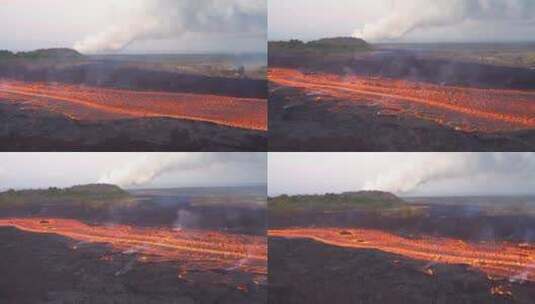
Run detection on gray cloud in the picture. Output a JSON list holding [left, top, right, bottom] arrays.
[[74, 0, 266, 53], [0, 153, 266, 190], [353, 0, 535, 41], [268, 153, 535, 196], [98, 152, 267, 187], [363, 153, 535, 193], [269, 0, 535, 43]]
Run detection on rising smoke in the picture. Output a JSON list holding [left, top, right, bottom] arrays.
[[173, 209, 200, 230], [363, 153, 535, 194], [74, 0, 266, 53], [353, 0, 535, 41], [98, 153, 266, 187]]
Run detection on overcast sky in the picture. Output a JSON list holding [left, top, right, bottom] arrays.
[[0, 0, 266, 54], [269, 153, 535, 197], [269, 0, 535, 42], [0, 153, 267, 190]]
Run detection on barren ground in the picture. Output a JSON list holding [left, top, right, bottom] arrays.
[[268, 46, 535, 151]]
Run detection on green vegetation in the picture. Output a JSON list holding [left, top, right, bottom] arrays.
[[269, 37, 373, 53], [0, 184, 134, 208], [0, 50, 16, 59], [268, 191, 426, 218], [269, 191, 404, 211], [0, 48, 83, 61]]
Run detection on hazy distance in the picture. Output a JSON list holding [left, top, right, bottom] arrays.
[[0, 153, 267, 190], [0, 0, 266, 54], [269, 0, 535, 43], [268, 153, 535, 197]]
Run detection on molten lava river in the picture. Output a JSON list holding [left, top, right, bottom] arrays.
[[269, 228, 535, 282], [0, 218, 267, 275], [269, 68, 535, 133], [0, 80, 267, 131]]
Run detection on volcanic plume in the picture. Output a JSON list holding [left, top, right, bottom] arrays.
[[353, 0, 535, 41], [362, 153, 535, 194], [97, 152, 267, 187], [74, 0, 267, 53]]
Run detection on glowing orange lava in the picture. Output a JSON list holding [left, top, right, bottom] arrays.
[[0, 79, 267, 131], [269, 228, 535, 282], [269, 68, 535, 133], [0, 218, 267, 275]]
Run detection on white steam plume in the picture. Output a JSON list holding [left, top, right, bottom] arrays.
[[74, 0, 266, 53], [353, 0, 535, 41], [363, 153, 535, 193], [98, 152, 265, 187]]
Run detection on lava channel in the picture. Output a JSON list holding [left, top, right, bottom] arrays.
[[0, 79, 267, 131], [269, 228, 535, 282], [0, 218, 267, 275], [269, 68, 535, 133]]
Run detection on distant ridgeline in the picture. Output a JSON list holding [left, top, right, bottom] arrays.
[[269, 37, 372, 53], [0, 184, 132, 207], [269, 190, 407, 212], [0, 48, 84, 60]]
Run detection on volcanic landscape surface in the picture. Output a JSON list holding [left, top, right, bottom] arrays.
[[0, 80, 266, 130], [0, 186, 267, 304], [0, 52, 267, 151], [268, 194, 535, 304], [269, 42, 535, 151]]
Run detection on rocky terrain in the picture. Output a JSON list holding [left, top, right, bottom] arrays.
[[269, 86, 535, 151], [0, 185, 267, 235], [0, 185, 267, 304], [0, 102, 266, 152], [269, 193, 535, 243], [0, 228, 266, 304], [268, 41, 535, 151], [0, 49, 267, 151], [269, 237, 534, 304], [268, 194, 535, 303]]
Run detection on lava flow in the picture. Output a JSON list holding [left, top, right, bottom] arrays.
[[269, 68, 535, 133], [0, 218, 267, 275], [0, 79, 267, 131], [269, 228, 535, 282]]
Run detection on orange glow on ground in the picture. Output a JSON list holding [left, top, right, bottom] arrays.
[[0, 80, 267, 131], [269, 228, 535, 282], [0, 218, 267, 275], [269, 68, 535, 133]]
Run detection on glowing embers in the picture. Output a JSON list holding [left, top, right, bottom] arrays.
[[268, 228, 535, 282], [269, 68, 535, 133], [0, 218, 267, 275], [490, 284, 513, 298], [0, 80, 267, 131]]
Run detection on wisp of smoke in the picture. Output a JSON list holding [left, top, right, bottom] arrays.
[[353, 0, 535, 41], [98, 153, 265, 187], [74, 0, 266, 53], [363, 153, 535, 193], [173, 209, 200, 230]]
